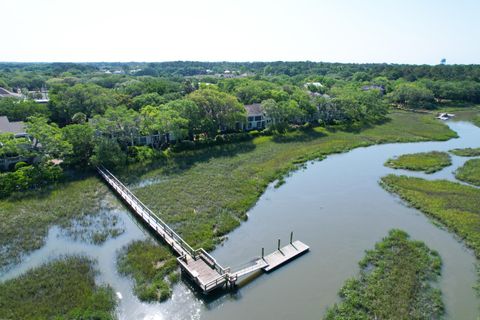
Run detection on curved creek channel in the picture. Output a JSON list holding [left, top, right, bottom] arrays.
[[1, 120, 479, 320]]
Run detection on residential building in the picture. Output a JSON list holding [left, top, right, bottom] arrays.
[[361, 85, 386, 94], [0, 87, 23, 99], [243, 103, 271, 130], [28, 87, 49, 104], [0, 116, 33, 170], [0, 116, 27, 136]]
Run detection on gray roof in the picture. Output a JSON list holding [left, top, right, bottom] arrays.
[[0, 116, 26, 135], [244, 103, 264, 116], [0, 87, 23, 98]]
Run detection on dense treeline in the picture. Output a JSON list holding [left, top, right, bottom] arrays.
[[0, 62, 479, 195]]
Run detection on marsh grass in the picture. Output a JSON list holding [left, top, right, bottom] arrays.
[[455, 159, 480, 186], [325, 229, 443, 320], [0, 177, 125, 270], [384, 151, 452, 174], [474, 115, 480, 128], [117, 239, 178, 302], [450, 148, 480, 157], [112, 111, 456, 298], [381, 175, 480, 257], [0, 256, 116, 320], [0, 111, 457, 304]]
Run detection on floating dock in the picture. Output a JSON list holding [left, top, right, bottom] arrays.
[[98, 166, 310, 293], [263, 240, 310, 272]]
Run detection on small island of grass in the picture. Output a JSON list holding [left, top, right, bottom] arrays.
[[117, 239, 178, 302], [381, 175, 480, 257], [455, 159, 480, 186], [450, 148, 480, 157], [0, 256, 116, 320], [384, 151, 451, 173], [324, 229, 443, 320]]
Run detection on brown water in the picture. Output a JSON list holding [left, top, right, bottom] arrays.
[[2, 120, 479, 320]]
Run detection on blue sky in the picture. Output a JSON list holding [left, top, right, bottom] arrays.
[[2, 0, 479, 64]]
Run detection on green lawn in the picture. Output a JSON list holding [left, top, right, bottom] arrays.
[[381, 175, 480, 257], [0, 256, 116, 320], [455, 159, 480, 186], [384, 151, 452, 173], [324, 229, 443, 320], [113, 111, 456, 298], [450, 148, 480, 157]]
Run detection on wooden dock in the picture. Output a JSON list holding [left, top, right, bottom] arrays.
[[97, 166, 309, 293], [263, 240, 309, 272]]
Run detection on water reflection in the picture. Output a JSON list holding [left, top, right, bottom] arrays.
[[1, 120, 479, 320]]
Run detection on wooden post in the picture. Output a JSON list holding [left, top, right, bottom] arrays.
[[262, 247, 264, 259], [278, 239, 281, 251], [290, 231, 293, 244]]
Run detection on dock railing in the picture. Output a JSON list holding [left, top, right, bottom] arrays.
[[97, 166, 229, 276], [98, 166, 196, 257]]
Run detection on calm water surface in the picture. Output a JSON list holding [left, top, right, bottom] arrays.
[[2, 120, 479, 320]]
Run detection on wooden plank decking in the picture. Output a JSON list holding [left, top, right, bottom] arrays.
[[97, 166, 310, 294], [263, 240, 310, 272]]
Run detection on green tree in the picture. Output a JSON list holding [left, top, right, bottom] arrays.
[[91, 106, 140, 147], [62, 124, 94, 166], [50, 83, 118, 125], [139, 104, 188, 146], [26, 116, 72, 160], [188, 88, 246, 136], [262, 99, 302, 132], [388, 82, 435, 109], [165, 99, 202, 139], [89, 138, 126, 168]]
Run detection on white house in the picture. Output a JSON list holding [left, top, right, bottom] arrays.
[[243, 104, 271, 131]]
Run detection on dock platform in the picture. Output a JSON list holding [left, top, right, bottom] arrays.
[[263, 240, 309, 272], [97, 166, 310, 294]]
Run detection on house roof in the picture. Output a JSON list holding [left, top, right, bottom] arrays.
[[0, 116, 26, 135], [362, 85, 385, 92], [244, 103, 264, 116], [0, 87, 23, 98]]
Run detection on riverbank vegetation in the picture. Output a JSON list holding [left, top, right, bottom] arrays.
[[0, 256, 116, 320], [380, 175, 480, 257], [384, 151, 452, 173], [1, 61, 477, 308], [455, 159, 480, 186], [0, 176, 124, 271], [117, 239, 177, 302], [450, 147, 480, 157], [112, 111, 456, 295], [474, 115, 480, 127], [324, 229, 443, 320]]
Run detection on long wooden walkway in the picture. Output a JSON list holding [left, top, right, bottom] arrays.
[[97, 166, 309, 293]]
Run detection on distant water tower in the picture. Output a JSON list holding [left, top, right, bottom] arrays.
[[440, 58, 447, 65]]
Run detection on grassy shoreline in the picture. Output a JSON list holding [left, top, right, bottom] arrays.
[[380, 175, 480, 257], [0, 176, 125, 271], [0, 256, 116, 320], [455, 159, 480, 187], [0, 110, 461, 307], [115, 110, 457, 299], [325, 229, 443, 319], [450, 148, 480, 157], [385, 151, 452, 173]]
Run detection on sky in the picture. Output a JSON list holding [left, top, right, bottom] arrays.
[[1, 0, 479, 64]]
